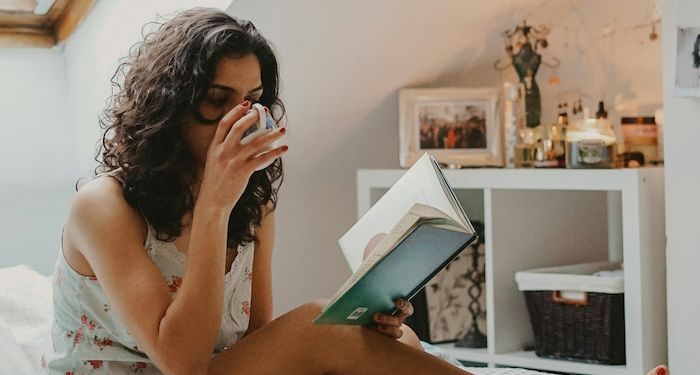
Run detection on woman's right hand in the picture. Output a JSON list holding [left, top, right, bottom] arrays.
[[197, 100, 287, 213]]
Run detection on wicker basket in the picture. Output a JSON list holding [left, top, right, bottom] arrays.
[[515, 262, 626, 365]]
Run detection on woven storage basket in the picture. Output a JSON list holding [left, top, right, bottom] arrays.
[[515, 262, 625, 365]]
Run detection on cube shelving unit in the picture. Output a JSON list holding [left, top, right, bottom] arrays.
[[356, 167, 666, 375]]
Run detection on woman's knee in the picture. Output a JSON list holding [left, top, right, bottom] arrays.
[[286, 299, 328, 323], [398, 324, 423, 351]]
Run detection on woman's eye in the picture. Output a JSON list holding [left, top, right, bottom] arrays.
[[207, 95, 229, 106]]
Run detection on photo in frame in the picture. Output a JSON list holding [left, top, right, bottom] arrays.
[[399, 88, 503, 168], [675, 26, 700, 97]]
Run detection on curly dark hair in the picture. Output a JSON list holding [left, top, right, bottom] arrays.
[[93, 8, 284, 250]]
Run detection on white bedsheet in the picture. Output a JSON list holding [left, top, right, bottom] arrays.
[[0, 265, 550, 375], [0, 265, 53, 374]]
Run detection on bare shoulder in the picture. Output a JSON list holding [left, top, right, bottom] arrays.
[[63, 175, 148, 276]]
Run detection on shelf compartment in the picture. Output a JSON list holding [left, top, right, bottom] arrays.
[[489, 189, 611, 355]]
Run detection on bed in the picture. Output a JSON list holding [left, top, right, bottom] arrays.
[[0, 265, 550, 375]]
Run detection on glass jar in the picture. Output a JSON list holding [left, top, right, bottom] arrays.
[[621, 116, 657, 165], [565, 119, 617, 169]]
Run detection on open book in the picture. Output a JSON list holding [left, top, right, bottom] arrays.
[[313, 153, 477, 325]]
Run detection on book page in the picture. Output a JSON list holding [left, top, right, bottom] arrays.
[[431, 156, 474, 231], [339, 153, 470, 272], [324, 203, 458, 311]]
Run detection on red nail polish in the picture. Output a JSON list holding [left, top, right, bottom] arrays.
[[280, 127, 286, 134], [241, 100, 250, 107], [282, 145, 289, 151], [657, 367, 665, 375]]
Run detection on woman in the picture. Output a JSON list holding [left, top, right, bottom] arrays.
[[43, 8, 471, 375]]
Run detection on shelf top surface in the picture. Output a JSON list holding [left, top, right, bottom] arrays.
[[357, 167, 663, 191]]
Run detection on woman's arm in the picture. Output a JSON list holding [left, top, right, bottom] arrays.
[[69, 178, 229, 375], [243, 204, 276, 337]]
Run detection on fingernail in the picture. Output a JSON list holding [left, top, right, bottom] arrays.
[[657, 367, 665, 375], [241, 100, 250, 107], [280, 127, 286, 134], [398, 300, 406, 308], [282, 145, 289, 151]]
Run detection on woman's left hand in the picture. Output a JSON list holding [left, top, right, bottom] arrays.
[[372, 299, 414, 339]]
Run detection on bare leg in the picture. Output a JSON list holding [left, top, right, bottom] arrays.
[[397, 323, 423, 351], [208, 300, 471, 375]]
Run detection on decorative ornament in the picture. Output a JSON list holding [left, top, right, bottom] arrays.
[[494, 20, 560, 128]]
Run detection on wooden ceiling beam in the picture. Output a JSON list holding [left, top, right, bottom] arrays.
[[0, 25, 54, 47], [54, 0, 92, 42], [0, 0, 37, 13], [0, 0, 93, 47]]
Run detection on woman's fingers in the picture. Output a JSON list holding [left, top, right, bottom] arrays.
[[373, 299, 413, 328], [225, 109, 261, 146], [248, 144, 288, 171], [244, 127, 287, 158], [374, 312, 402, 327], [375, 324, 404, 339], [213, 101, 251, 144], [394, 299, 414, 319]]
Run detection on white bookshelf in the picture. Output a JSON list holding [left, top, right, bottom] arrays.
[[356, 167, 666, 375]]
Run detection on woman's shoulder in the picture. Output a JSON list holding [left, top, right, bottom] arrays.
[[67, 174, 148, 250], [62, 174, 149, 278]]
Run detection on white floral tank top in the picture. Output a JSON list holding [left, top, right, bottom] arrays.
[[41, 171, 254, 374]]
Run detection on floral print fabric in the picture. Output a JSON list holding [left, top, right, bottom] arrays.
[[42, 214, 254, 374]]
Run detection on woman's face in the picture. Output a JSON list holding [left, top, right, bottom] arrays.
[[182, 53, 264, 168]]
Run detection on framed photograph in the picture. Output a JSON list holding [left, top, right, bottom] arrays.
[[399, 87, 502, 168], [675, 26, 700, 97]]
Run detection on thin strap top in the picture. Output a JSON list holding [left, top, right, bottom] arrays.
[[42, 169, 255, 374]]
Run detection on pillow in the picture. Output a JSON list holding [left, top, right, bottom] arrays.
[[0, 265, 54, 373]]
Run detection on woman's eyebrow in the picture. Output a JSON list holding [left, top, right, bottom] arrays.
[[211, 83, 264, 95]]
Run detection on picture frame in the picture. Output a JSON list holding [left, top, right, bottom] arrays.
[[399, 87, 503, 168], [674, 26, 700, 97]]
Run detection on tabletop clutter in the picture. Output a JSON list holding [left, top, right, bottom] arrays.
[[495, 20, 663, 170], [505, 95, 664, 169]]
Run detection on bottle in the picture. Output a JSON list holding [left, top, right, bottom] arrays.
[[557, 103, 569, 126], [596, 101, 608, 119]]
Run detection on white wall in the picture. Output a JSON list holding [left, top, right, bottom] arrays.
[[661, 0, 700, 371], [227, 0, 662, 316], [0, 1, 233, 274], [0, 49, 78, 273], [63, 0, 233, 175], [0, 0, 666, 323]]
